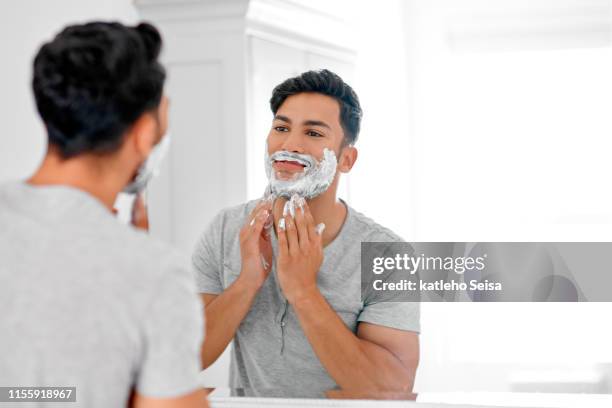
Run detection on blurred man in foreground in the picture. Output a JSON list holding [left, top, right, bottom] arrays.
[[0, 21, 207, 408]]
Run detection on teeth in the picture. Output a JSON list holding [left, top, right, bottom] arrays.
[[277, 160, 305, 166]]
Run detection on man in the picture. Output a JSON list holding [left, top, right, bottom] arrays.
[[193, 69, 420, 397], [0, 22, 207, 407]]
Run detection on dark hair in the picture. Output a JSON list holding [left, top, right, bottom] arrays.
[[32, 21, 166, 158], [270, 69, 362, 145]]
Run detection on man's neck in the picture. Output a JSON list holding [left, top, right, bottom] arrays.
[[297, 184, 348, 247], [27, 151, 123, 211]]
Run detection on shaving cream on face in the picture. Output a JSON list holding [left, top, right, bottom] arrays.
[[264, 147, 338, 199], [123, 133, 171, 194]]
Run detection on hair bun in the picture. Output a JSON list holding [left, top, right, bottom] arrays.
[[135, 22, 162, 61]]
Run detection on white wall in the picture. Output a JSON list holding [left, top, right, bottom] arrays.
[[350, 0, 416, 238], [0, 0, 139, 183], [368, 0, 612, 394]]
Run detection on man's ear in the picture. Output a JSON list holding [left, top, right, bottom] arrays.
[[338, 145, 358, 173], [129, 113, 158, 158]]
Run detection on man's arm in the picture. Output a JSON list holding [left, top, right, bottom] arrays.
[[292, 291, 419, 391], [133, 254, 210, 407], [132, 389, 209, 408], [276, 200, 419, 391], [199, 276, 259, 368], [197, 200, 273, 369]]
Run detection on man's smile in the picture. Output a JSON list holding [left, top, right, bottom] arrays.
[[265, 148, 337, 199], [273, 160, 307, 173]]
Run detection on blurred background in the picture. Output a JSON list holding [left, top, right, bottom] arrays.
[[2, 0, 612, 399]]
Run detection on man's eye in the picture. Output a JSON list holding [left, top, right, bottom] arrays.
[[307, 130, 323, 137], [274, 126, 289, 132]]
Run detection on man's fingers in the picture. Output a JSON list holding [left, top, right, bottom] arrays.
[[293, 197, 310, 252], [246, 202, 264, 227], [260, 253, 270, 271], [247, 198, 273, 227], [301, 200, 318, 244], [243, 208, 270, 247], [284, 212, 300, 257], [131, 193, 149, 231], [253, 209, 270, 233], [277, 217, 288, 255], [315, 222, 326, 238]]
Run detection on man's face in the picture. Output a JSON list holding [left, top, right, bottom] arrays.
[[121, 95, 170, 194], [267, 92, 345, 182], [264, 92, 355, 199]]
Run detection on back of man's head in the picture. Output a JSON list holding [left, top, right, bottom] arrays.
[[32, 21, 166, 159]]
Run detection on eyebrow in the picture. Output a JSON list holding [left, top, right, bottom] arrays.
[[274, 115, 292, 124], [303, 120, 331, 130], [273, 115, 331, 130]]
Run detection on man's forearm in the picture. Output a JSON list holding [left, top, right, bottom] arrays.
[[291, 289, 415, 391], [201, 277, 260, 368]]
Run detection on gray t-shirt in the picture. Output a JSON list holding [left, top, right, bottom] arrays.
[[0, 182, 204, 407], [192, 199, 419, 397]]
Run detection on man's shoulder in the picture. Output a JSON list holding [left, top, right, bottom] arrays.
[[218, 199, 259, 221], [347, 205, 405, 243], [121, 225, 182, 259], [0, 180, 189, 294], [104, 226, 196, 305], [192, 199, 260, 274], [93, 216, 188, 282], [193, 199, 259, 259], [206, 199, 259, 234]]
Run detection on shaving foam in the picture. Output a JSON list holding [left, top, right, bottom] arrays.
[[264, 147, 337, 199]]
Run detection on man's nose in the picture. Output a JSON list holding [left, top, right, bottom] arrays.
[[280, 131, 305, 154]]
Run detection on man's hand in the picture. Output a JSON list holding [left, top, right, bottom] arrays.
[[112, 193, 149, 231], [275, 195, 324, 304], [238, 199, 274, 289], [131, 193, 149, 230]]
